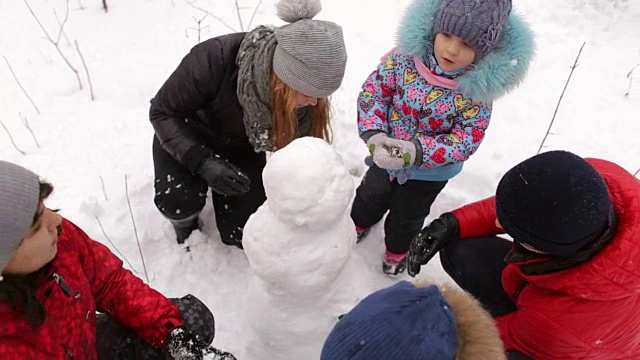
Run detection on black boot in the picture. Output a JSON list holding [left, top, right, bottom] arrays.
[[169, 213, 200, 244]]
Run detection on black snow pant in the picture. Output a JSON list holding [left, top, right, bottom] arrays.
[[95, 294, 214, 359], [441, 237, 536, 360], [351, 164, 447, 254], [153, 136, 267, 246], [439, 236, 517, 318]]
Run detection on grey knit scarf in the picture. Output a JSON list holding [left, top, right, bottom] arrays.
[[236, 25, 278, 152]]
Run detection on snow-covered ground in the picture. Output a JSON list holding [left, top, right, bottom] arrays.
[[1, 0, 639, 358]]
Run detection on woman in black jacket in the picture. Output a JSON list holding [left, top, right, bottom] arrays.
[[149, 0, 347, 247]]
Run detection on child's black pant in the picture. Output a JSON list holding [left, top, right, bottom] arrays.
[[351, 164, 447, 254], [152, 136, 267, 245], [95, 294, 214, 359], [440, 236, 517, 317]]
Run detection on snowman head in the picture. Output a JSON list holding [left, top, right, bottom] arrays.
[[263, 137, 354, 229]]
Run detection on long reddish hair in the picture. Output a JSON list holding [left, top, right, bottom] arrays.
[[270, 73, 332, 150]]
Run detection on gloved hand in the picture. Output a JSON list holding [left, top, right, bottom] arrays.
[[366, 133, 417, 170], [407, 212, 460, 277], [167, 327, 238, 360], [196, 156, 251, 196]]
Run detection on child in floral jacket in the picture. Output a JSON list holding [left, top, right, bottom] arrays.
[[352, 0, 535, 275]]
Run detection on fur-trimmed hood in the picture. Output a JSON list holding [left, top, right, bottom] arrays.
[[396, 0, 535, 103], [416, 281, 506, 360]]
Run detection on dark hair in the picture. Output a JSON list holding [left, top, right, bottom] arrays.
[[0, 180, 54, 327]]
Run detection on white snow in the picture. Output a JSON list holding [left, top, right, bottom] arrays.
[[1, 0, 639, 359]]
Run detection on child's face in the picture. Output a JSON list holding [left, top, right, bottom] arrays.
[[2, 203, 62, 275], [433, 32, 476, 72]]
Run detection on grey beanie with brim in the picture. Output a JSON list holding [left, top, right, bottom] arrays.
[[273, 0, 347, 97], [0, 160, 40, 272]]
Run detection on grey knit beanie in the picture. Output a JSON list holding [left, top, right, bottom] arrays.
[[0, 161, 40, 272], [273, 0, 347, 98], [433, 0, 512, 59]]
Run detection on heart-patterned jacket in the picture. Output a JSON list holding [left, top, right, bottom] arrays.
[[358, 0, 535, 181]]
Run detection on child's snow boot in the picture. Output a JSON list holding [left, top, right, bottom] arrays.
[[169, 213, 200, 245], [356, 225, 370, 244], [382, 250, 407, 276]]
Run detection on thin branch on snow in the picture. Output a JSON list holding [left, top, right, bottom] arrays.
[[634, 167, 639, 177], [75, 40, 95, 100], [77, 0, 84, 10], [247, 0, 263, 30], [188, 1, 238, 33], [99, 175, 109, 201], [102, 0, 108, 13], [537, 42, 586, 155], [19, 112, 41, 148], [0, 118, 26, 155], [234, 0, 245, 31], [53, 7, 71, 46], [23, 0, 83, 90], [625, 63, 639, 97], [3, 56, 40, 115], [95, 215, 141, 274], [125, 174, 150, 283], [185, 13, 210, 43]]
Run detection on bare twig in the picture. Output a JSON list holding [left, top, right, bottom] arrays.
[[234, 0, 245, 31], [634, 167, 639, 177], [188, 1, 237, 33], [77, 0, 84, 10], [99, 175, 109, 201], [537, 42, 586, 155], [3, 56, 40, 115], [19, 112, 41, 148], [124, 174, 150, 283], [95, 215, 140, 274], [23, 0, 83, 90], [185, 14, 209, 43], [74, 40, 95, 100], [102, 0, 108, 12], [625, 63, 639, 97], [247, 0, 262, 30], [0, 118, 26, 155], [53, 7, 71, 46]]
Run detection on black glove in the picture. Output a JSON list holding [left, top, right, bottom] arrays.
[[407, 212, 460, 277], [196, 156, 251, 196], [167, 328, 237, 360]]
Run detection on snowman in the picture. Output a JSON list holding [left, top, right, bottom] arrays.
[[241, 137, 379, 360]]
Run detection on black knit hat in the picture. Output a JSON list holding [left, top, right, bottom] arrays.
[[496, 151, 612, 257]]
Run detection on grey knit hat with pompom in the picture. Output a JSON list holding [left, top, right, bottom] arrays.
[[273, 0, 347, 97]]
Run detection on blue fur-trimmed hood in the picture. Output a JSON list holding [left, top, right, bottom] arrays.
[[396, 0, 535, 103]]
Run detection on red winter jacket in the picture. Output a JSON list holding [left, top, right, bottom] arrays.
[[452, 159, 640, 359], [0, 219, 183, 359]]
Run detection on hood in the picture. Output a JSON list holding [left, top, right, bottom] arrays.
[[523, 159, 640, 301], [396, 0, 535, 103], [416, 282, 506, 360]]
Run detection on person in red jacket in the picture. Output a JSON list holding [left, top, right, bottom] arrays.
[[407, 150, 640, 360], [0, 160, 236, 359]]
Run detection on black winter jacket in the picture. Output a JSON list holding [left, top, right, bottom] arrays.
[[150, 32, 252, 173], [150, 32, 311, 173]]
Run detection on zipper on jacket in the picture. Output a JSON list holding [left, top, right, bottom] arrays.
[[52, 272, 72, 297]]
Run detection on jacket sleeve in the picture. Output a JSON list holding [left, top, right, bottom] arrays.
[[451, 196, 505, 239], [66, 220, 183, 348], [357, 51, 398, 137], [415, 100, 492, 169], [149, 38, 226, 173]]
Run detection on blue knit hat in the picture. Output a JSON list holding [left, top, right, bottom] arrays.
[[433, 0, 512, 59], [321, 281, 458, 360], [496, 151, 613, 257]]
